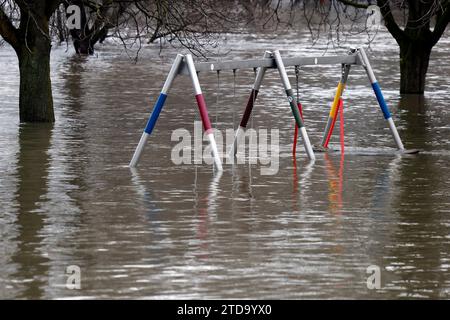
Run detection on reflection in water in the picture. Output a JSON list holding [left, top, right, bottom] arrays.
[[11, 124, 53, 298], [196, 168, 223, 259], [324, 153, 344, 215], [292, 156, 315, 212], [130, 167, 163, 241], [388, 150, 447, 297], [397, 94, 429, 150], [292, 157, 299, 211], [206, 170, 223, 215], [130, 168, 160, 214], [0, 30, 450, 299], [61, 55, 89, 111], [323, 99, 344, 214], [231, 162, 254, 212], [372, 154, 402, 214]]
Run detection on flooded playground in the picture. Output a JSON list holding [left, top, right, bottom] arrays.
[[1, 30, 450, 299]]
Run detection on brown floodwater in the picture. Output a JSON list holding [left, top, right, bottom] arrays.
[[0, 30, 449, 299]]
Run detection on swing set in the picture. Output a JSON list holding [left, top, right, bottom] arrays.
[[129, 47, 416, 171]]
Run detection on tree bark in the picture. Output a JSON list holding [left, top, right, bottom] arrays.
[[71, 33, 95, 54], [17, 20, 55, 122], [399, 40, 432, 94], [2, 2, 57, 122]]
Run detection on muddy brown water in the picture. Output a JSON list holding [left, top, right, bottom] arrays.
[[1, 30, 449, 299]]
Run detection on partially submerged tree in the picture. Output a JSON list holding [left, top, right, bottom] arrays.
[[50, 0, 236, 55], [63, 0, 115, 54], [0, 0, 236, 122], [286, 0, 450, 94], [0, 1, 60, 122]]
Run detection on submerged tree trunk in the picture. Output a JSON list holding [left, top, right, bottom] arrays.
[[71, 26, 108, 55], [15, 9, 55, 122], [71, 33, 95, 55], [374, 0, 449, 95], [18, 43, 55, 122], [1, 1, 61, 122], [399, 41, 432, 94]]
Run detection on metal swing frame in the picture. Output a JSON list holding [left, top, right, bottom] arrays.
[[129, 47, 404, 170]]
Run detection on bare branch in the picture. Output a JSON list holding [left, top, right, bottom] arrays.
[[46, 0, 64, 18], [337, 0, 369, 9], [0, 5, 19, 49], [431, 0, 450, 45], [377, 0, 406, 44]]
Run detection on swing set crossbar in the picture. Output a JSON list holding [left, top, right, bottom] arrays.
[[177, 54, 360, 75], [130, 47, 407, 171]]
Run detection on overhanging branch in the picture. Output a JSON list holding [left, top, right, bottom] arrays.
[[337, 0, 369, 9], [377, 0, 406, 43], [431, 0, 450, 46], [0, 6, 19, 50], [46, 0, 64, 18]]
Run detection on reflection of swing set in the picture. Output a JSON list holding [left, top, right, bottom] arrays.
[[130, 47, 415, 171]]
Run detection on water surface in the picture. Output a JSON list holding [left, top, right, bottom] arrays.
[[0, 30, 449, 299]]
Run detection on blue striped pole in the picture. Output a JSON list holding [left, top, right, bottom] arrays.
[[129, 54, 183, 167], [358, 48, 404, 150]]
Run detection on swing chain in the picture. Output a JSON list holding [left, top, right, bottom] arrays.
[[251, 67, 257, 130], [216, 70, 220, 128], [295, 65, 300, 103], [232, 69, 237, 129]]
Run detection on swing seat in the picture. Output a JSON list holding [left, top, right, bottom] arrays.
[[312, 145, 421, 155], [401, 149, 421, 154], [312, 145, 332, 153]]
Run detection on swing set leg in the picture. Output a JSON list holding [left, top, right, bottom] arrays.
[[130, 53, 223, 171], [273, 50, 315, 161], [321, 64, 350, 149], [339, 99, 345, 153], [323, 98, 344, 148], [230, 51, 271, 157], [185, 54, 223, 171], [130, 54, 184, 167], [358, 47, 404, 150]]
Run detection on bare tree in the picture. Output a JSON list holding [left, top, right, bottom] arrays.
[[265, 0, 450, 94], [0, 0, 61, 122], [0, 0, 238, 122]]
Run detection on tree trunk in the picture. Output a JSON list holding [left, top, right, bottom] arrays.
[[18, 35, 55, 122], [399, 41, 432, 95], [71, 26, 109, 54], [72, 35, 95, 55]]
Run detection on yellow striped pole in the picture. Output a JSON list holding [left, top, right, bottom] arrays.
[[321, 64, 351, 148]]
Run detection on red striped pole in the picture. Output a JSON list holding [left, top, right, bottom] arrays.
[[185, 54, 223, 171], [293, 102, 303, 156]]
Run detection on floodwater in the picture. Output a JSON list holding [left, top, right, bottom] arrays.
[[1, 29, 450, 299]]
